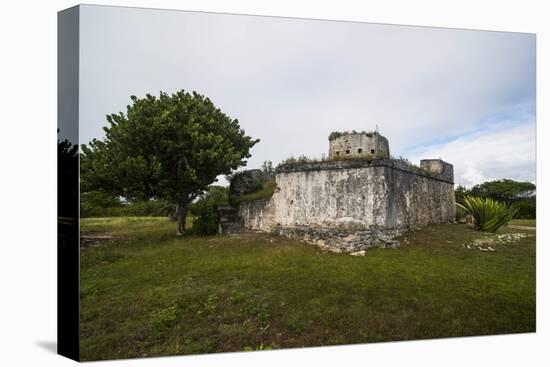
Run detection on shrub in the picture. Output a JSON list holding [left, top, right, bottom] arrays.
[[189, 186, 229, 235], [80, 195, 175, 218], [514, 199, 536, 219], [118, 200, 175, 217], [189, 204, 219, 235], [456, 196, 519, 232], [328, 130, 377, 141], [260, 160, 275, 176], [455, 185, 469, 205], [238, 179, 277, 202], [80, 191, 122, 217], [278, 155, 323, 166]]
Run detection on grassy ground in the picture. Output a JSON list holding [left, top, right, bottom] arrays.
[[509, 219, 536, 227], [80, 217, 536, 361]]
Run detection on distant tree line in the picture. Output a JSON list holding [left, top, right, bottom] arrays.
[[455, 179, 536, 219]]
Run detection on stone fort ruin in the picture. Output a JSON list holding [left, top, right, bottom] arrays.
[[218, 131, 455, 254]]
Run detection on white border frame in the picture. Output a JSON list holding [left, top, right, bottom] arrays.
[[0, 1, 547, 366]]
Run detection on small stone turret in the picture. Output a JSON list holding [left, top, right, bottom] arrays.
[[420, 159, 454, 183], [328, 131, 390, 159]]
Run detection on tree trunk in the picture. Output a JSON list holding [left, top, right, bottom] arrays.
[[169, 203, 179, 221], [176, 202, 188, 235]]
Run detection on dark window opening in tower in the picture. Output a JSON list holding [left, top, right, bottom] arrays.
[[336, 151, 340, 156], [371, 149, 375, 154], [358, 148, 363, 153], [346, 150, 350, 154]]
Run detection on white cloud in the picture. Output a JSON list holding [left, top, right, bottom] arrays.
[[77, 6, 536, 186], [407, 121, 536, 187]]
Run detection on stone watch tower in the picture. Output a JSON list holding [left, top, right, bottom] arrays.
[[328, 131, 390, 159]]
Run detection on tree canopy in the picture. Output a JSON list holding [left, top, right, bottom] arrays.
[[455, 179, 536, 219], [81, 90, 259, 233], [469, 179, 535, 203]]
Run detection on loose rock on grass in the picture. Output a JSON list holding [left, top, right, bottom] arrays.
[[462, 232, 533, 252]]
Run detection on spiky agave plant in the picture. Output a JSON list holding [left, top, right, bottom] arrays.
[[456, 196, 519, 232], [455, 205, 467, 222]]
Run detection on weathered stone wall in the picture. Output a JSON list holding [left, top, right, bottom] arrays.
[[216, 205, 243, 234], [239, 159, 455, 232], [238, 198, 275, 231], [328, 132, 390, 159], [420, 159, 454, 183]]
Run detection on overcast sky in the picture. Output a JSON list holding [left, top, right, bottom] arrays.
[[79, 5, 536, 187]]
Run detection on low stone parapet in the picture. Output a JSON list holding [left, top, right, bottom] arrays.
[[276, 158, 454, 184]]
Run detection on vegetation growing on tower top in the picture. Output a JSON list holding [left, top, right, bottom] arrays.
[[328, 130, 378, 141]]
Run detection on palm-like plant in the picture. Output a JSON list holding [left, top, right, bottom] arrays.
[[456, 196, 519, 232], [455, 205, 467, 222]]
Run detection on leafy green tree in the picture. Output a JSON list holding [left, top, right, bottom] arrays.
[[80, 191, 122, 217], [455, 180, 536, 219], [260, 160, 275, 176], [81, 90, 258, 234], [469, 179, 535, 203], [469, 179, 536, 219], [454, 184, 470, 204]]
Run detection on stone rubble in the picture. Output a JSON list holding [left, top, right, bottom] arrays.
[[462, 232, 533, 252], [271, 225, 402, 254]]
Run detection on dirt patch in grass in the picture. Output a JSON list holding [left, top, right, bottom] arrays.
[[80, 235, 118, 248]]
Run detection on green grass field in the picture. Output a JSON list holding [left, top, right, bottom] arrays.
[[80, 217, 536, 361], [509, 219, 536, 227]]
